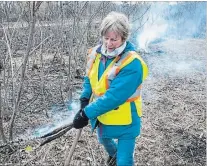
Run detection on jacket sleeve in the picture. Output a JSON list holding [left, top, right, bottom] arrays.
[[80, 76, 92, 100], [84, 59, 143, 119]]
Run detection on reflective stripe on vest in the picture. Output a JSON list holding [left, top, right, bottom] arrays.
[[106, 51, 144, 102], [86, 47, 148, 125], [86, 45, 100, 76]]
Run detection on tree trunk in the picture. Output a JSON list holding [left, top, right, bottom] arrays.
[[9, 1, 41, 141], [0, 70, 7, 143]]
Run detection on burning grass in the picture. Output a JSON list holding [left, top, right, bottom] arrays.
[[0, 39, 206, 166]]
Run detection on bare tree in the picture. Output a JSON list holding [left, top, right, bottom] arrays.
[[8, 1, 42, 141], [0, 62, 7, 144]]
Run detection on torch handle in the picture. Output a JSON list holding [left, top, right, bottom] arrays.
[[64, 93, 94, 165], [64, 128, 82, 166]]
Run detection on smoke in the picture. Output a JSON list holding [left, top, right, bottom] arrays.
[[16, 92, 82, 141], [17, 100, 80, 140], [32, 101, 80, 138], [138, 18, 168, 52], [137, 2, 206, 51]]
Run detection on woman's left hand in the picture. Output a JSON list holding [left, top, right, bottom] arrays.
[[73, 109, 89, 129]]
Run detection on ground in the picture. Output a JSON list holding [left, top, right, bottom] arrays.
[[0, 38, 206, 166]]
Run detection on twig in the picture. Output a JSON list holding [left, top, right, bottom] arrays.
[[29, 35, 53, 56], [131, 4, 151, 23], [21, 93, 40, 112]]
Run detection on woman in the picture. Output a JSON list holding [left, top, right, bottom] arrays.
[[73, 11, 148, 166]]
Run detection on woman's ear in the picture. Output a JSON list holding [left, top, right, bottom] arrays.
[[121, 37, 126, 43]]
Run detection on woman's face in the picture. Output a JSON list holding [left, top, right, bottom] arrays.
[[103, 31, 123, 53]]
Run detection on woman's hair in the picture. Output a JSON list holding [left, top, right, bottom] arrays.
[[100, 11, 130, 42]]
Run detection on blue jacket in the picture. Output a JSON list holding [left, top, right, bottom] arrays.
[[81, 41, 143, 139]]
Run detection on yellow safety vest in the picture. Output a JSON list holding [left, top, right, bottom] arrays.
[[86, 46, 148, 125]]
